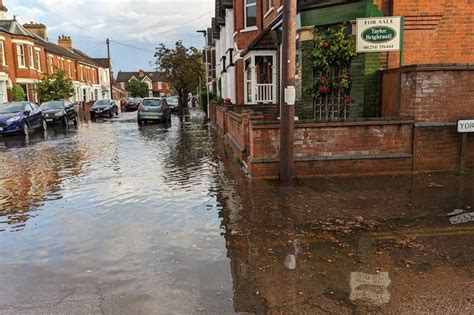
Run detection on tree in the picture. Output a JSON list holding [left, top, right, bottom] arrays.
[[12, 84, 25, 101], [154, 41, 204, 114], [127, 79, 149, 98], [36, 70, 75, 103]]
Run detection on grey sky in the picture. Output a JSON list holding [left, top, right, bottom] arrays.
[[6, 0, 214, 74]]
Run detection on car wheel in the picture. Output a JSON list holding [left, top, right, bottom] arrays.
[[22, 122, 29, 136], [63, 116, 69, 126], [109, 110, 114, 118], [73, 114, 78, 126], [40, 119, 47, 131], [90, 113, 95, 120]]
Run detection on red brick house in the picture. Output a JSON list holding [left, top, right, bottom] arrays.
[[207, 0, 473, 178], [0, 0, 110, 103], [116, 70, 170, 97]]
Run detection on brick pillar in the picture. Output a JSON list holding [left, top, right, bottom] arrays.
[[242, 111, 250, 157]]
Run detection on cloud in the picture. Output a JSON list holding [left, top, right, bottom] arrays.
[[4, 0, 213, 71]]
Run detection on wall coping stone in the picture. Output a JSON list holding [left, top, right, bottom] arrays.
[[226, 110, 243, 121], [249, 153, 413, 164], [383, 64, 474, 74], [250, 116, 414, 129]]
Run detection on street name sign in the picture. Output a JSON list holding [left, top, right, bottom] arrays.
[[356, 17, 402, 53], [457, 119, 474, 133]]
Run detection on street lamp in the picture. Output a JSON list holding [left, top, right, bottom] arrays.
[[197, 30, 210, 118]]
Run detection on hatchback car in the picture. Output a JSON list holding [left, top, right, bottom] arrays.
[[137, 98, 170, 124], [125, 97, 141, 111], [166, 96, 178, 112], [90, 99, 119, 119], [0, 101, 47, 136], [41, 100, 78, 126]]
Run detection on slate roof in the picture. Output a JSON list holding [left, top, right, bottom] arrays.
[[116, 71, 166, 83], [93, 58, 111, 69], [0, 19, 33, 36], [0, 19, 110, 69]]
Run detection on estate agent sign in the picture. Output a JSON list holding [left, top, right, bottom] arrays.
[[356, 17, 402, 53]]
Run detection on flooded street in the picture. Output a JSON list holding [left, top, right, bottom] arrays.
[[0, 111, 473, 314]]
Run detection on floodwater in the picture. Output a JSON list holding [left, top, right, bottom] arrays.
[[0, 111, 473, 314]]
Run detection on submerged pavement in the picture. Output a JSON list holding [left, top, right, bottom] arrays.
[[0, 111, 472, 314]]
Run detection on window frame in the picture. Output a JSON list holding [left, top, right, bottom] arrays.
[[28, 46, 35, 69], [244, 0, 257, 29], [17, 44, 26, 68], [0, 41, 6, 67], [35, 50, 41, 72]]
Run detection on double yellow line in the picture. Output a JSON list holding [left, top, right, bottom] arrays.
[[373, 226, 474, 240]]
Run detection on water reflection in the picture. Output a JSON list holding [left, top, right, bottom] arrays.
[[216, 163, 474, 313], [0, 123, 109, 232], [0, 111, 472, 313]]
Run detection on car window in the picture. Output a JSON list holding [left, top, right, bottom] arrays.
[[41, 101, 64, 110], [25, 103, 34, 112]]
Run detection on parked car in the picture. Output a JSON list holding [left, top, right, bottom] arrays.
[[125, 97, 141, 111], [90, 99, 119, 119], [137, 98, 170, 124], [166, 96, 178, 112], [40, 100, 78, 126], [0, 101, 47, 136]]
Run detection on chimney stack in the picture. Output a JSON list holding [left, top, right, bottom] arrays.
[[58, 35, 73, 50], [23, 22, 48, 40], [138, 69, 145, 78], [0, 0, 8, 20]]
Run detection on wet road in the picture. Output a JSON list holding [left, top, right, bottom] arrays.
[[0, 111, 473, 314]]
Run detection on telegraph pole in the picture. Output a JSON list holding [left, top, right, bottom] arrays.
[[279, 0, 297, 183], [197, 30, 210, 117], [106, 38, 113, 102]]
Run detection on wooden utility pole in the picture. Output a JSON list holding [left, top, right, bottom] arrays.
[[279, 0, 297, 183], [106, 38, 113, 101]]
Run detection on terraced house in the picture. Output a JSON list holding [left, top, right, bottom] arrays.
[[207, 0, 473, 178], [0, 0, 111, 104], [210, 0, 473, 116], [116, 69, 170, 97]]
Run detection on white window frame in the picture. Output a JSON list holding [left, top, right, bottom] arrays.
[[80, 65, 84, 81], [0, 81, 6, 103], [244, 0, 257, 29], [17, 44, 26, 68], [0, 41, 6, 66], [265, 0, 274, 18], [28, 46, 35, 69], [48, 55, 54, 73], [35, 50, 41, 72], [68, 60, 72, 78]]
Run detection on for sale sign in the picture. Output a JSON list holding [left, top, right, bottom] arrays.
[[356, 17, 402, 53]]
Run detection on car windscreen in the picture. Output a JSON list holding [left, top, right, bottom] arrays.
[[0, 103, 24, 114], [94, 100, 110, 106], [41, 101, 63, 110], [142, 99, 162, 106], [166, 98, 178, 104]]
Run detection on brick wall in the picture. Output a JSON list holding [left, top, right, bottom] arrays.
[[248, 118, 414, 178], [225, 110, 246, 159], [385, 0, 474, 68], [400, 66, 474, 122]]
